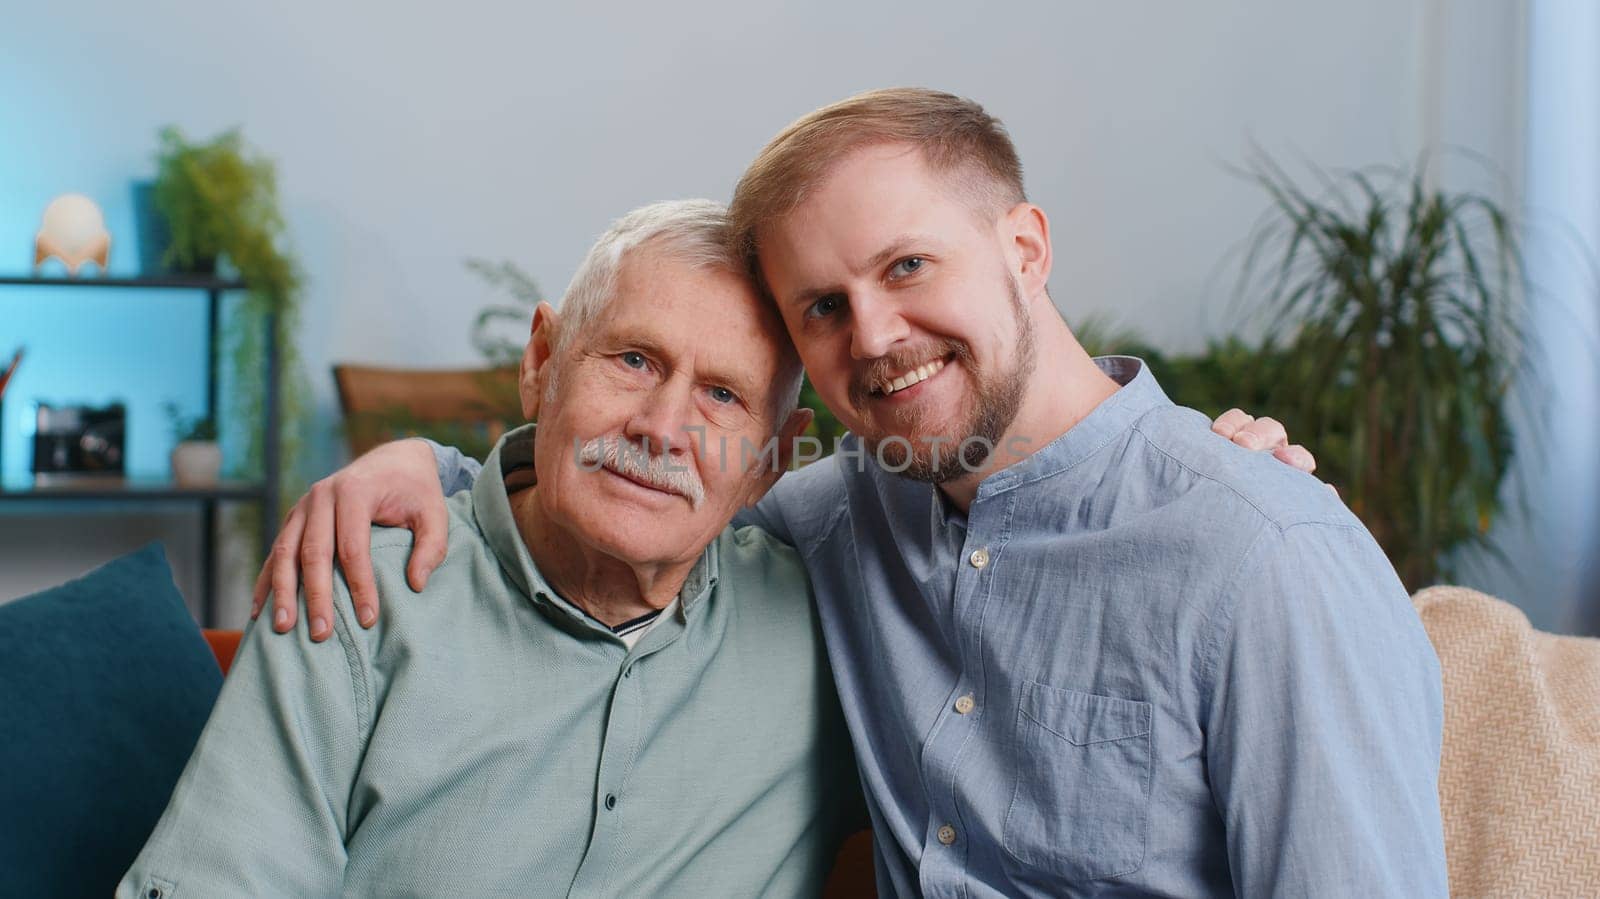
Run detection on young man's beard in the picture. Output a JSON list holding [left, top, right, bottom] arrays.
[[864, 276, 1037, 483]]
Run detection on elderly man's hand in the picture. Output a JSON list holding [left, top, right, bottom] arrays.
[[1210, 408, 1317, 472], [250, 438, 448, 642]]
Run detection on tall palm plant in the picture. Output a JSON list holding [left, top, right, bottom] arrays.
[[1238, 156, 1529, 589]]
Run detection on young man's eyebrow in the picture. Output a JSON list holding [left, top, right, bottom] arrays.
[[783, 234, 940, 307], [861, 234, 932, 274]]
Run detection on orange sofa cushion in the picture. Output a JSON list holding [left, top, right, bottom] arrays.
[[201, 629, 242, 676]]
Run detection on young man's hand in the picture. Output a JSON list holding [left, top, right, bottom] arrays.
[[250, 439, 448, 642]]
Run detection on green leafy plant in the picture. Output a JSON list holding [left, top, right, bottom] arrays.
[[345, 408, 511, 464], [163, 401, 218, 443], [1077, 319, 1282, 421], [1233, 156, 1528, 588], [1088, 159, 1530, 589], [466, 258, 543, 367], [1076, 154, 1536, 590], [153, 127, 309, 541], [798, 376, 846, 450]]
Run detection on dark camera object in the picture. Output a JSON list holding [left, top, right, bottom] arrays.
[[32, 402, 126, 477]]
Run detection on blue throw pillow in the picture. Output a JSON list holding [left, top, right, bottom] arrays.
[[0, 544, 223, 898]]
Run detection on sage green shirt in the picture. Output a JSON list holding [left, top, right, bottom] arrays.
[[118, 426, 862, 898]]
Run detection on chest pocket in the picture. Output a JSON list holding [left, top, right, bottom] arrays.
[[1002, 681, 1153, 882]]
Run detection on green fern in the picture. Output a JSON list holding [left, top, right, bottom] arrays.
[[153, 127, 310, 555]]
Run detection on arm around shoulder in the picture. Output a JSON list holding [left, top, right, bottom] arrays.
[[425, 438, 483, 497], [733, 454, 852, 549]]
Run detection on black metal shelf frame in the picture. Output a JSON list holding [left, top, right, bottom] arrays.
[[0, 275, 279, 626]]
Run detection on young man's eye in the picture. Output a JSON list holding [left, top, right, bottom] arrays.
[[621, 351, 648, 369], [807, 294, 844, 320], [889, 256, 926, 279], [709, 386, 738, 405]]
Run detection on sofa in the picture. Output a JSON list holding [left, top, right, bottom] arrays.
[[1412, 586, 1600, 895], [4, 548, 1597, 897]]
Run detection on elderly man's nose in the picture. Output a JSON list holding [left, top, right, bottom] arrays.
[[849, 293, 910, 360], [625, 386, 693, 454]]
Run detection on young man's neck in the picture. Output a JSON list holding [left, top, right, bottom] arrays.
[[509, 488, 691, 627], [938, 315, 1120, 511]]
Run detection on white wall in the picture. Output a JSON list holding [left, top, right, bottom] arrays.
[[2, 0, 1556, 626]]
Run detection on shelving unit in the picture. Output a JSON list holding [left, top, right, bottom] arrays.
[[0, 274, 279, 626]]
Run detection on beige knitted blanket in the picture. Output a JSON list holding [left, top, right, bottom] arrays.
[[1413, 586, 1600, 897]]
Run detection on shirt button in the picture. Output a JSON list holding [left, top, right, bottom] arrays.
[[968, 547, 990, 569], [954, 694, 975, 715], [937, 824, 957, 845], [605, 793, 618, 810]]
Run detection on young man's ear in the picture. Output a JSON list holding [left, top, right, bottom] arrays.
[[519, 303, 560, 421], [745, 406, 814, 505], [1003, 202, 1053, 303]]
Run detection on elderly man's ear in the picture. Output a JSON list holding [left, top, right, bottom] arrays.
[[744, 406, 814, 506], [519, 303, 560, 421]]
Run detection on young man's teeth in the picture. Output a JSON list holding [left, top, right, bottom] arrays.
[[882, 358, 946, 395]]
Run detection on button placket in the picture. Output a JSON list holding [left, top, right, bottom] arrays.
[[139, 877, 176, 899], [571, 654, 642, 893], [916, 497, 1012, 894], [934, 497, 1014, 888]]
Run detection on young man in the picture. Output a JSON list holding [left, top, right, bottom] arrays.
[[262, 91, 1445, 896]]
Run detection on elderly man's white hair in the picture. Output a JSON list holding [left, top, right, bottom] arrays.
[[554, 199, 804, 424]]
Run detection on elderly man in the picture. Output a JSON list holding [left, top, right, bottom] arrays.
[[117, 201, 861, 898], [269, 89, 1448, 898]]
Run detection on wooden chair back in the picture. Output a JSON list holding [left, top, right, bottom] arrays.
[[332, 364, 522, 459]]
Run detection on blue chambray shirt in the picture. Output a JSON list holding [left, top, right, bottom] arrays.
[[433, 357, 1448, 897]]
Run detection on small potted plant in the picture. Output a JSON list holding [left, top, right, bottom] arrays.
[[165, 402, 222, 487]]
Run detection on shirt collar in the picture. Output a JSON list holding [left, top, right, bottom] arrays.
[[471, 423, 721, 625], [971, 355, 1170, 503]]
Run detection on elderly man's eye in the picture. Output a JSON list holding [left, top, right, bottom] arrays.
[[709, 386, 738, 405], [621, 351, 647, 369], [889, 256, 926, 279], [807, 294, 844, 320]]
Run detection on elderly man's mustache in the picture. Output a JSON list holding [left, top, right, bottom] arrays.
[[578, 436, 707, 509]]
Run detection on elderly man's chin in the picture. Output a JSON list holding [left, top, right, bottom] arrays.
[[576, 472, 720, 556], [571, 504, 710, 567]]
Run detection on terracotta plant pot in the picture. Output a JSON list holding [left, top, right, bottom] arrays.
[[170, 440, 222, 487]]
